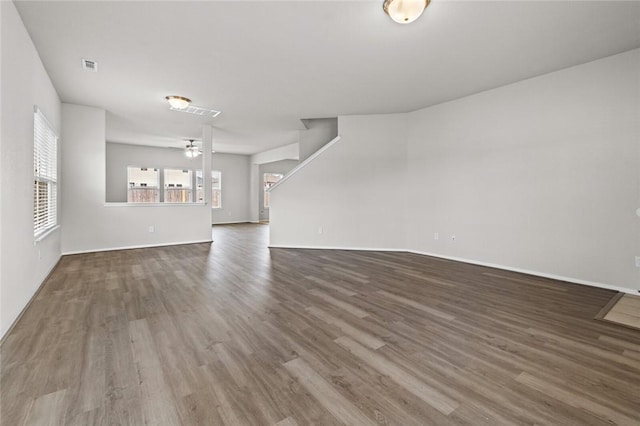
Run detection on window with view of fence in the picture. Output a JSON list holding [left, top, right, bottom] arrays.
[[165, 169, 193, 203], [128, 167, 159, 202], [195, 170, 221, 207]]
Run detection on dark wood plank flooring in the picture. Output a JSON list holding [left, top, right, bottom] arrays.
[[1, 223, 639, 425]]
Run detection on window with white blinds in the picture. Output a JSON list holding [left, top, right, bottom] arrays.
[[33, 107, 58, 237]]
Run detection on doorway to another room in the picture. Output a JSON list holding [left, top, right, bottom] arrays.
[[261, 172, 284, 223]]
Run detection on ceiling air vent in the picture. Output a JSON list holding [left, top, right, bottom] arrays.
[[169, 105, 221, 118], [82, 59, 98, 72]]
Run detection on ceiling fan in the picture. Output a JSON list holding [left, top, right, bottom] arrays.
[[184, 139, 202, 158]]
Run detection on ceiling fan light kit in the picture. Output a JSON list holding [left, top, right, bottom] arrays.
[[383, 0, 430, 24], [184, 140, 201, 158]]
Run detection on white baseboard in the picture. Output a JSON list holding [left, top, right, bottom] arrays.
[[267, 244, 637, 294], [62, 239, 213, 255], [213, 220, 251, 225], [408, 249, 637, 295], [269, 244, 406, 252], [1, 255, 62, 343], [62, 240, 637, 294]]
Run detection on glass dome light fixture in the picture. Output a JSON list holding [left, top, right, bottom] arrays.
[[383, 0, 430, 24], [184, 140, 201, 158], [165, 95, 191, 109]]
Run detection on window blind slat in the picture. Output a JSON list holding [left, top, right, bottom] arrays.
[[34, 108, 58, 236]]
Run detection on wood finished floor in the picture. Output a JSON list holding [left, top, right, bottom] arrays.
[[603, 294, 640, 330], [1, 224, 639, 425]]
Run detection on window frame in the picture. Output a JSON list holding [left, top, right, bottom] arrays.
[[33, 107, 58, 238], [163, 168, 194, 204], [127, 166, 160, 203], [211, 170, 222, 209]]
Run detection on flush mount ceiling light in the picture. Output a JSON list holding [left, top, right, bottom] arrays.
[[184, 139, 201, 158], [165, 96, 221, 118], [165, 95, 191, 109], [383, 0, 430, 24]]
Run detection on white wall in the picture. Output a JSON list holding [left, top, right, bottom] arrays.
[[270, 114, 408, 250], [407, 49, 640, 292], [249, 163, 260, 223], [270, 49, 640, 293], [61, 104, 213, 254], [299, 118, 338, 162], [212, 153, 251, 224], [106, 142, 204, 202], [1, 1, 62, 338], [0, 0, 3, 339], [250, 142, 301, 221], [259, 160, 299, 221], [251, 142, 299, 165]]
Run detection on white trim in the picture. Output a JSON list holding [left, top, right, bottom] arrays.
[[268, 244, 406, 252], [33, 105, 59, 136], [104, 202, 207, 207], [62, 239, 213, 255], [0, 254, 62, 343], [267, 135, 341, 192], [212, 220, 251, 225], [267, 244, 637, 294], [408, 250, 637, 295], [34, 225, 60, 244]]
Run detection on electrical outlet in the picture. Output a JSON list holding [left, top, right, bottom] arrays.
[[318, 226, 323, 235], [434, 232, 439, 240], [635, 256, 640, 268], [148, 226, 155, 233]]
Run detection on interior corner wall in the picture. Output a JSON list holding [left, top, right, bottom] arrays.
[[269, 114, 408, 250], [61, 104, 213, 254], [212, 153, 251, 224], [1, 1, 62, 339], [407, 49, 640, 292], [259, 160, 299, 221], [269, 49, 638, 293]]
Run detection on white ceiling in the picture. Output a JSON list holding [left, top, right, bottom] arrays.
[[15, 1, 640, 154]]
